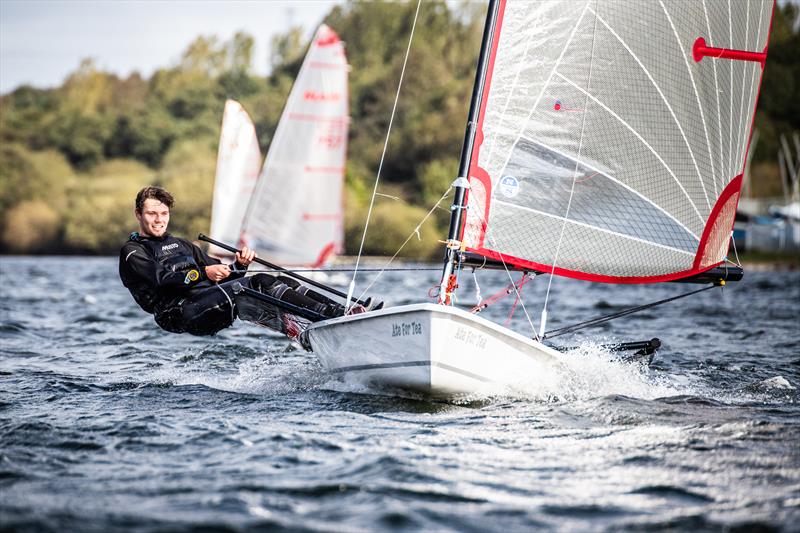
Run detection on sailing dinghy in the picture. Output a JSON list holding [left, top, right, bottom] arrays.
[[239, 24, 349, 268], [298, 0, 774, 399], [209, 100, 262, 258]]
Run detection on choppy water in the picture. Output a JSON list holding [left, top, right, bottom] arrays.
[[1, 256, 799, 532]]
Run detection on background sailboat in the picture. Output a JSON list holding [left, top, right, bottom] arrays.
[[240, 24, 349, 268], [208, 99, 262, 258], [302, 0, 775, 399]]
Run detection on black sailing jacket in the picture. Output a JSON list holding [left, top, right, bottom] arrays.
[[119, 232, 246, 316]]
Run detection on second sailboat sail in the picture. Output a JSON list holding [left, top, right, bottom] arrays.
[[241, 24, 349, 267], [209, 99, 262, 258]]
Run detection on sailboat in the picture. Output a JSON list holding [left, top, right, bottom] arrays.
[[298, 0, 775, 399], [208, 99, 262, 258], [239, 24, 349, 268]]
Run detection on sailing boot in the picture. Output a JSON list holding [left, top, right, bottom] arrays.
[[315, 302, 346, 319], [278, 275, 341, 307]]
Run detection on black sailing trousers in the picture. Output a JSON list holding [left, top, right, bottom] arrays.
[[155, 273, 339, 336]]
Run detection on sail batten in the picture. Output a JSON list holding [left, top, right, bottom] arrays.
[[460, 0, 773, 283]]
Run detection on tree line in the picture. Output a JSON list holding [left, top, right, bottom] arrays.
[[0, 1, 797, 256]]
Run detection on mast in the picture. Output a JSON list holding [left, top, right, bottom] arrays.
[[438, 0, 502, 304]]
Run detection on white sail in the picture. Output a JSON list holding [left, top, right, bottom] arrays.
[[209, 99, 262, 257], [241, 24, 349, 267], [461, 0, 773, 282]]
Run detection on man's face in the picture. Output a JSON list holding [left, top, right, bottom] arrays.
[[135, 198, 170, 238]]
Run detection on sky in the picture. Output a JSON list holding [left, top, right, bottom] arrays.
[[0, 0, 343, 94]]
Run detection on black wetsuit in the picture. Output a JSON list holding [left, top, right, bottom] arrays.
[[119, 232, 341, 336]]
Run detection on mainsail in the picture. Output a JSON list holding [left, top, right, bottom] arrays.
[[460, 0, 773, 283], [241, 24, 349, 267], [209, 99, 262, 257]]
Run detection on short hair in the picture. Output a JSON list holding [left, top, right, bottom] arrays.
[[135, 186, 174, 213]]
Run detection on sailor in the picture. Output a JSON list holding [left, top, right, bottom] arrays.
[[119, 186, 358, 336]]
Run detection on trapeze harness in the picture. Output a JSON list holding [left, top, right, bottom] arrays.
[[119, 233, 341, 336]]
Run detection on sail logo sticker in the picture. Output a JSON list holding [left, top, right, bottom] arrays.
[[499, 175, 520, 198], [303, 91, 341, 102]]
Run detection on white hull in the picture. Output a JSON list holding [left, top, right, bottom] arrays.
[[303, 303, 562, 399]]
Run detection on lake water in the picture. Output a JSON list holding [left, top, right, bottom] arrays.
[[1, 256, 798, 531]]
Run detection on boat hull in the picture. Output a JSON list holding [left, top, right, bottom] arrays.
[[303, 303, 561, 399]]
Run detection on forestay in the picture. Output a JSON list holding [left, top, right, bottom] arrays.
[[461, 0, 773, 283], [209, 100, 262, 257], [241, 24, 349, 267]]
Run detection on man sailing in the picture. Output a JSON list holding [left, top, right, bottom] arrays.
[[119, 186, 373, 336]]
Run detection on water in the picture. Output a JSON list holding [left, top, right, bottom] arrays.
[[1, 256, 798, 531]]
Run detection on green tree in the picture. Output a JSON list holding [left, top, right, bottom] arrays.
[[62, 159, 155, 252], [48, 110, 115, 169], [106, 105, 176, 167]]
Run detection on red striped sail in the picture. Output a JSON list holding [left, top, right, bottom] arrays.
[[241, 25, 349, 267]]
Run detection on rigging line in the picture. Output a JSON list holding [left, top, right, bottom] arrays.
[[354, 186, 453, 303], [540, 4, 601, 340], [467, 180, 538, 340], [590, 7, 711, 208], [660, 0, 714, 211], [702, 0, 726, 196], [730, 229, 742, 267], [375, 192, 402, 201], [345, 0, 423, 312], [543, 284, 718, 339], [556, 72, 706, 226]]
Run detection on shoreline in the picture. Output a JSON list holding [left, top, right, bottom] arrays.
[[3, 254, 799, 273]]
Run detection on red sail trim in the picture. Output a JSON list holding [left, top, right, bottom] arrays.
[[693, 175, 742, 270], [465, 246, 725, 285], [312, 242, 336, 268], [465, 165, 492, 248], [315, 26, 341, 47], [459, 0, 508, 246]]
